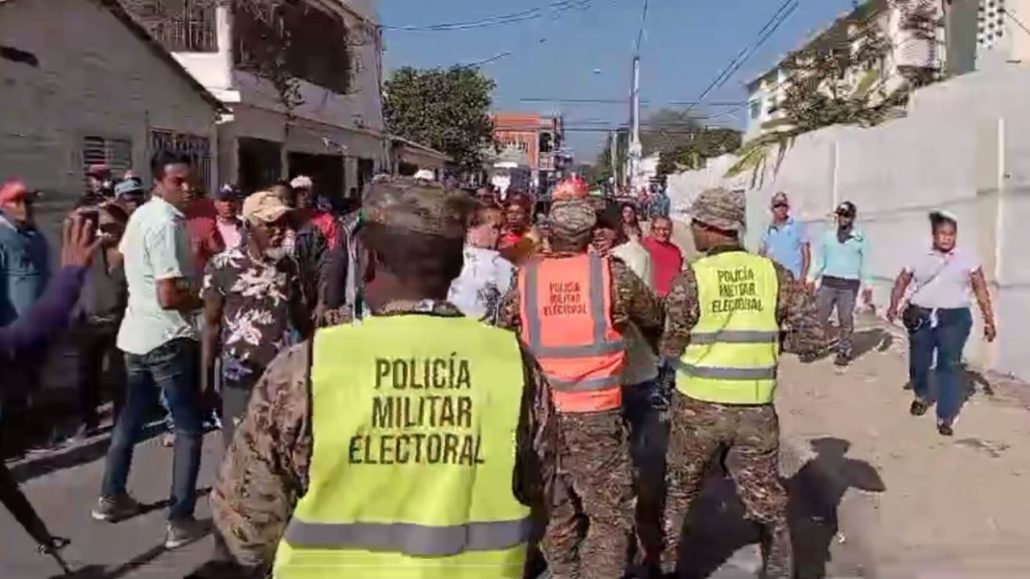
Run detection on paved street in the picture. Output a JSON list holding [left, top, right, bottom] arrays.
[[5, 314, 1029, 578]]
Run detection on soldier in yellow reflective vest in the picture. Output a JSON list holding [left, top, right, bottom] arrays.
[[658, 188, 824, 578], [208, 177, 558, 579]]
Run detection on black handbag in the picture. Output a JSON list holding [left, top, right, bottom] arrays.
[[902, 255, 950, 333], [901, 304, 931, 333]]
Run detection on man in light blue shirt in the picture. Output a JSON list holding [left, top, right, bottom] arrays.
[[809, 201, 872, 367], [760, 192, 809, 280], [94, 151, 205, 549]]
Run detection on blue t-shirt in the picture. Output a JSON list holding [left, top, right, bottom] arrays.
[[761, 217, 808, 279]]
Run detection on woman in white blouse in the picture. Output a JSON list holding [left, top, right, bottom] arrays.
[[887, 210, 997, 436]]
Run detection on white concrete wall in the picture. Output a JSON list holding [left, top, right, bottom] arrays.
[[0, 0, 219, 235], [668, 65, 1030, 380]]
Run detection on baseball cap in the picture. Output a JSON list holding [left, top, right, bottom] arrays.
[[289, 175, 313, 190], [690, 187, 746, 232], [835, 201, 857, 217], [87, 164, 111, 178], [549, 199, 597, 243], [361, 176, 470, 240], [242, 190, 291, 224], [0, 180, 41, 204], [114, 178, 145, 199], [214, 184, 241, 201]]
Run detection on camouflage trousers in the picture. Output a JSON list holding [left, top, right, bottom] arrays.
[[623, 382, 669, 570], [543, 409, 634, 579], [663, 393, 792, 578]]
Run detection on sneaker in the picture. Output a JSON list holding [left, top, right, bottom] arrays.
[[937, 420, 954, 437], [165, 518, 208, 549], [834, 352, 850, 367], [910, 400, 929, 416], [91, 494, 141, 522]]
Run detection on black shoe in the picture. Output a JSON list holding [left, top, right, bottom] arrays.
[[937, 420, 954, 436], [834, 352, 850, 367], [910, 400, 929, 416]]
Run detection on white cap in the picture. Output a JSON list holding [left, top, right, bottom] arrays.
[[290, 175, 313, 190], [413, 169, 435, 181]]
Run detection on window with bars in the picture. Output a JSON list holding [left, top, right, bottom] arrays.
[[82, 136, 133, 177], [149, 130, 211, 189]]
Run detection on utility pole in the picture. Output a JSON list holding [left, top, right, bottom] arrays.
[[627, 55, 643, 194], [609, 130, 619, 190]]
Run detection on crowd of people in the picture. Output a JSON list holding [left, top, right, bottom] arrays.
[[0, 155, 997, 578]]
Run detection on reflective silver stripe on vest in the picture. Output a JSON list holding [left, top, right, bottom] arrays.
[[675, 361, 777, 380], [524, 254, 624, 358], [284, 517, 533, 556], [689, 330, 780, 345], [548, 374, 622, 391]]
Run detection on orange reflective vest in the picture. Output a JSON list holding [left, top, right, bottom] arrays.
[[517, 253, 626, 412]]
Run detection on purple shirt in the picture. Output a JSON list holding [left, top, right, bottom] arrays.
[[1, 266, 86, 359]]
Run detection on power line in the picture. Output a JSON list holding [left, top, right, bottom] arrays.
[[382, 0, 589, 32], [683, 0, 799, 115], [1002, 7, 1030, 38], [518, 97, 746, 106], [635, 0, 650, 54]]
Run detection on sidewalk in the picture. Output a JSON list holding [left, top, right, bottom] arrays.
[[777, 314, 1030, 577]]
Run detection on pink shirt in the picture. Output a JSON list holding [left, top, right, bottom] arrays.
[[643, 236, 683, 297], [216, 218, 242, 251]]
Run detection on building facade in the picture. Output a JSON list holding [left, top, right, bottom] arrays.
[[491, 112, 564, 188], [0, 0, 222, 235], [121, 0, 387, 202]]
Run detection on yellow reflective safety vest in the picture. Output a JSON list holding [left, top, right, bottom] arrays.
[[676, 250, 781, 405], [274, 315, 532, 579]]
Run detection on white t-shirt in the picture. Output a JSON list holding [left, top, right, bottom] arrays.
[[906, 246, 980, 309], [612, 240, 659, 385]]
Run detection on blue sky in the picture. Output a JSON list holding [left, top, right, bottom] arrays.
[[380, 0, 857, 160]]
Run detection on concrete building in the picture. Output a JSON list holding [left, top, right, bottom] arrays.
[[491, 112, 564, 187], [0, 0, 223, 234], [121, 0, 386, 202], [744, 0, 929, 140]]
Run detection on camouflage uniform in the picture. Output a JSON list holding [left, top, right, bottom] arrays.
[[210, 177, 558, 576], [658, 188, 824, 578], [497, 199, 664, 579]]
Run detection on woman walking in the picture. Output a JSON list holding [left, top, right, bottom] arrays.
[[887, 211, 997, 436]]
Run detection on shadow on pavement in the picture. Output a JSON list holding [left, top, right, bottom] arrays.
[[9, 423, 165, 483], [50, 519, 213, 579], [789, 437, 885, 579]]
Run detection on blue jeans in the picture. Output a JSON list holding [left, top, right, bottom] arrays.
[[102, 338, 202, 520], [909, 307, 972, 422]]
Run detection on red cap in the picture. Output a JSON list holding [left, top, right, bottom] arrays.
[[0, 180, 40, 203], [87, 164, 111, 178]]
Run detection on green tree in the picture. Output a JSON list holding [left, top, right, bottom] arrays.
[[637, 109, 741, 177], [384, 66, 496, 169]]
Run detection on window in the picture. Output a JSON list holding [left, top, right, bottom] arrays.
[[82, 136, 133, 177], [120, 0, 218, 52], [749, 100, 762, 119], [150, 130, 211, 189]]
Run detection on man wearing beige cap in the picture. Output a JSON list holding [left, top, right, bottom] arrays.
[[208, 177, 557, 579], [201, 190, 306, 448], [497, 198, 663, 579], [660, 187, 824, 578]]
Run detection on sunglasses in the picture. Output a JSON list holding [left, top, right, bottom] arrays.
[[772, 203, 789, 209]]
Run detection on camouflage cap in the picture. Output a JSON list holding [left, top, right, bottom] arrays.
[[691, 187, 746, 231], [548, 198, 597, 242], [361, 176, 471, 239]]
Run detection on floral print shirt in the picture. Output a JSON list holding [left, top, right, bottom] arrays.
[[202, 246, 301, 390]]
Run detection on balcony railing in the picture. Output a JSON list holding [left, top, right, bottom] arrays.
[[119, 0, 217, 53]]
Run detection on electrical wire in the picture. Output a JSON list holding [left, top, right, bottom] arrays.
[[519, 97, 747, 105], [1003, 7, 1030, 38], [683, 0, 799, 115], [635, 0, 650, 54], [382, 0, 589, 32]]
